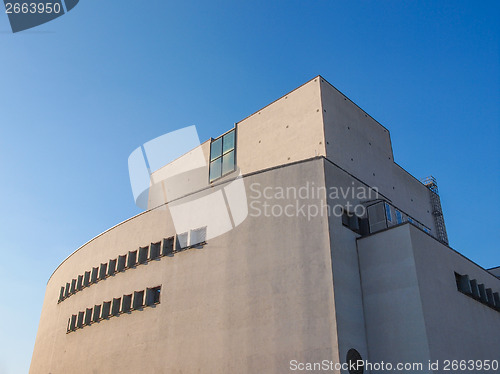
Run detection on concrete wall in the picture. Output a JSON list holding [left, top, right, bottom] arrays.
[[30, 159, 340, 374], [358, 224, 500, 373], [320, 79, 436, 234]]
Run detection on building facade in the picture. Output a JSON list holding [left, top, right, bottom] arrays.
[[30, 76, 500, 373]]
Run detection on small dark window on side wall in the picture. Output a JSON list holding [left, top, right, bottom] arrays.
[[209, 129, 236, 182], [146, 286, 161, 306]]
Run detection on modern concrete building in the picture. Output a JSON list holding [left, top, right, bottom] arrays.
[[30, 76, 500, 374]]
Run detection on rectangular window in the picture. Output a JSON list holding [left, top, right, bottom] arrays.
[[70, 279, 76, 294], [76, 275, 83, 291], [478, 284, 488, 303], [93, 305, 101, 322], [470, 279, 480, 299], [133, 290, 144, 309], [122, 294, 132, 312], [117, 254, 126, 272], [384, 203, 392, 222], [84, 308, 92, 325], [395, 210, 403, 224], [77, 311, 84, 328], [108, 259, 117, 276], [493, 292, 500, 310], [127, 250, 137, 268], [176, 232, 189, 250], [146, 286, 161, 306], [190, 227, 207, 246], [150, 242, 161, 260], [455, 272, 472, 295], [138, 246, 149, 264], [65, 282, 70, 297], [83, 271, 90, 287], [209, 129, 236, 182], [91, 267, 99, 283], [101, 301, 111, 319], [162, 237, 174, 256], [99, 263, 107, 280], [59, 286, 65, 302], [112, 298, 121, 316], [486, 288, 495, 306], [70, 315, 77, 331]]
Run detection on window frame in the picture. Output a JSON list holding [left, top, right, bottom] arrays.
[[209, 128, 237, 183]]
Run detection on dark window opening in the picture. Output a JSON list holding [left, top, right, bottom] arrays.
[[91, 267, 98, 283], [127, 250, 137, 268], [342, 209, 369, 235], [111, 298, 121, 316], [59, 287, 65, 302], [117, 255, 126, 272], [83, 271, 90, 287], [99, 263, 107, 280], [162, 237, 174, 256], [77, 311, 84, 329], [65, 283, 70, 297], [69, 315, 77, 331], [133, 290, 144, 309], [146, 286, 161, 306], [77, 275, 83, 291], [92, 305, 101, 322], [150, 242, 161, 260], [138, 246, 148, 264], [101, 301, 111, 319], [122, 294, 132, 312], [84, 308, 92, 325], [108, 259, 117, 276], [70, 279, 76, 294]]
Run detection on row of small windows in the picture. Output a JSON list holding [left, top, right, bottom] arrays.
[[209, 128, 236, 182], [58, 227, 207, 303], [342, 201, 431, 236], [67, 286, 161, 333], [455, 272, 500, 312]]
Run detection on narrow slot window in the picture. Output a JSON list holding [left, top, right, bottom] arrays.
[[59, 286, 65, 302], [101, 301, 111, 319], [99, 263, 107, 280], [478, 284, 488, 303], [150, 242, 161, 260], [117, 254, 126, 272], [127, 250, 137, 268], [77, 311, 84, 328], [108, 259, 117, 276], [83, 271, 90, 287], [76, 275, 83, 291], [138, 246, 149, 264], [133, 290, 144, 309], [91, 267, 98, 283], [65, 283, 70, 297], [122, 294, 132, 312], [162, 237, 174, 256], [93, 305, 101, 322], [470, 279, 480, 299], [112, 298, 121, 316], [70, 315, 77, 331], [84, 308, 92, 325], [70, 279, 76, 294]]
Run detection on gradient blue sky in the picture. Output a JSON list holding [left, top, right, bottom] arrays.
[[0, 1, 499, 372]]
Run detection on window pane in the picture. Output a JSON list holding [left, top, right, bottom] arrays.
[[209, 158, 222, 181], [222, 130, 235, 154], [210, 138, 222, 161], [222, 150, 235, 175]]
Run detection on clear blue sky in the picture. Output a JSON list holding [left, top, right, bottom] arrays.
[[0, 1, 498, 372]]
